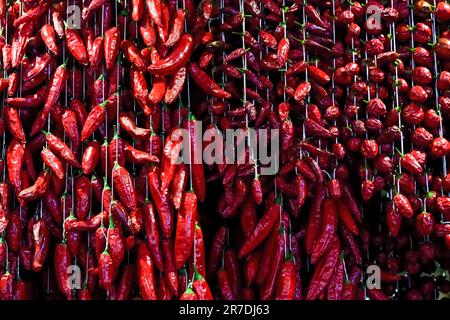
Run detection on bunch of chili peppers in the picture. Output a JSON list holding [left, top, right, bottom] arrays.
[[0, 0, 449, 301]]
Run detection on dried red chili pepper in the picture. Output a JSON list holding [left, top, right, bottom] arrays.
[[54, 242, 73, 300], [187, 63, 231, 99], [148, 166, 174, 238], [43, 131, 81, 169], [239, 195, 281, 258], [311, 198, 338, 264], [306, 239, 341, 300], [137, 241, 157, 300], [148, 34, 193, 75]]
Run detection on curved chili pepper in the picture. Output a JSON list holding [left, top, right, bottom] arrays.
[[41, 147, 65, 180], [18, 170, 50, 206], [148, 34, 193, 75], [188, 63, 231, 99], [336, 199, 359, 235], [23, 53, 52, 83], [43, 131, 81, 168], [119, 113, 151, 141], [148, 75, 166, 105], [239, 195, 281, 258], [165, 9, 186, 47], [341, 184, 363, 223], [164, 67, 186, 105], [81, 100, 109, 141], [121, 40, 147, 71], [5, 86, 47, 109], [277, 38, 290, 67]]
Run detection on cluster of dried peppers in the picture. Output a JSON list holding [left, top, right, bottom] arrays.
[[0, 0, 449, 301]]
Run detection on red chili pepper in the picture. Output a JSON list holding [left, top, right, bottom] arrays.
[[169, 164, 188, 210], [274, 258, 296, 300], [111, 163, 137, 212], [173, 191, 197, 270], [188, 63, 231, 99], [239, 195, 281, 258], [65, 28, 88, 65], [207, 225, 227, 279], [104, 27, 121, 70], [137, 241, 157, 300], [107, 218, 125, 270], [336, 199, 359, 235], [5, 138, 25, 196], [311, 198, 338, 264], [224, 249, 241, 299], [142, 200, 164, 272], [40, 24, 58, 55], [277, 38, 290, 67], [18, 170, 50, 206], [180, 287, 198, 300], [305, 184, 326, 255], [30, 62, 68, 136], [164, 67, 186, 105], [192, 269, 213, 300], [6, 209, 21, 251], [341, 184, 363, 223], [306, 239, 341, 300], [218, 269, 236, 300], [393, 193, 414, 218], [340, 225, 363, 265], [81, 100, 109, 141], [31, 219, 50, 273], [0, 271, 13, 300], [54, 242, 72, 300], [327, 256, 344, 300], [81, 141, 100, 175], [148, 34, 193, 75], [40, 147, 64, 180], [4, 106, 26, 143], [121, 40, 147, 71], [43, 131, 81, 168], [164, 8, 185, 47], [148, 166, 174, 238], [98, 249, 115, 290]]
